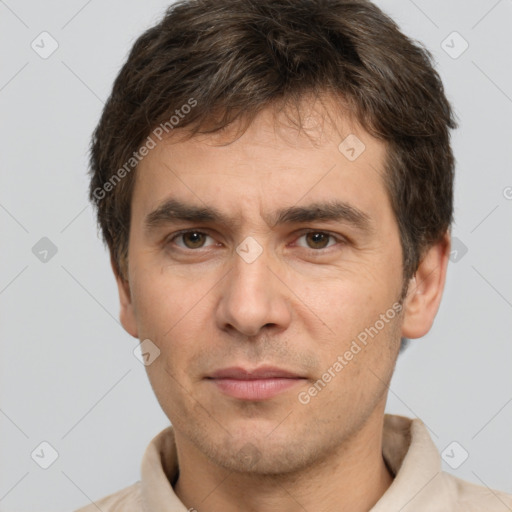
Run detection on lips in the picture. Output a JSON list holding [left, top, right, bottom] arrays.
[[209, 366, 302, 379], [206, 366, 306, 400]]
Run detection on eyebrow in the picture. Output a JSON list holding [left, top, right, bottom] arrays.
[[144, 198, 373, 233], [269, 201, 372, 231]]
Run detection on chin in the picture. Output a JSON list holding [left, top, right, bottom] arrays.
[[206, 433, 318, 476]]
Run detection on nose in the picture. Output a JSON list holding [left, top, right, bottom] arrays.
[[215, 246, 292, 338]]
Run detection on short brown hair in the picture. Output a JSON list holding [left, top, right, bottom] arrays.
[[89, 0, 456, 282]]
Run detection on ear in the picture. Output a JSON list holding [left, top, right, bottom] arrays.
[[401, 232, 450, 339], [111, 254, 138, 338]]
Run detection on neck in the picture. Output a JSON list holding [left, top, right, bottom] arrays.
[[173, 406, 394, 512]]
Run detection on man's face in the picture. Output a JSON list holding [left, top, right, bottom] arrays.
[[122, 99, 405, 474]]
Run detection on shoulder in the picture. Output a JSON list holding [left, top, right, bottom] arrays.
[[74, 481, 142, 512], [443, 473, 512, 511]]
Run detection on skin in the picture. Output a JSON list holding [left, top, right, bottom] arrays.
[[114, 96, 450, 512]]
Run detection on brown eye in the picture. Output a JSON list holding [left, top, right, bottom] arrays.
[[299, 232, 335, 250], [172, 231, 214, 249]]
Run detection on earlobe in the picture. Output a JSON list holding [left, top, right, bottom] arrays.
[[401, 232, 451, 339], [111, 254, 139, 338]]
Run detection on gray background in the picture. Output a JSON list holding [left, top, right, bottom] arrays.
[[1, 0, 511, 510]]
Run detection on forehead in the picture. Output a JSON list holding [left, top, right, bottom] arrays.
[[132, 97, 392, 229]]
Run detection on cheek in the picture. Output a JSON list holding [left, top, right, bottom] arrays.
[[303, 267, 400, 340], [131, 280, 169, 337], [130, 260, 201, 334], [129, 265, 215, 373], [306, 310, 402, 413]]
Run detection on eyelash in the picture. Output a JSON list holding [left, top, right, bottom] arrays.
[[166, 229, 345, 253]]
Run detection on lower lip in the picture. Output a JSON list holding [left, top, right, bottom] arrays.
[[209, 378, 304, 400]]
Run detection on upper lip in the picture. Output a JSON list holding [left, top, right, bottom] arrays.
[[208, 366, 304, 380]]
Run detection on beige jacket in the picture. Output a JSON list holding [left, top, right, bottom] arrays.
[[75, 414, 512, 511]]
